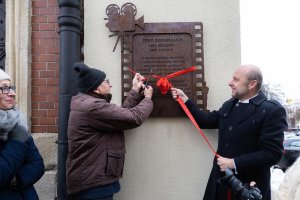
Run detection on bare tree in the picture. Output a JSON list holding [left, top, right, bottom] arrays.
[[262, 83, 286, 104]]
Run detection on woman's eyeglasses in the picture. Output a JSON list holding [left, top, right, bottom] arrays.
[[0, 86, 16, 94]]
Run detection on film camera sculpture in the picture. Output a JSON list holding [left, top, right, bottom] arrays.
[[104, 3, 144, 52]]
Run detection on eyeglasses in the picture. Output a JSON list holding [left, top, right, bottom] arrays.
[[0, 86, 16, 94]]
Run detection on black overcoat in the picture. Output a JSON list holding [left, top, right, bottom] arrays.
[[185, 92, 287, 200]]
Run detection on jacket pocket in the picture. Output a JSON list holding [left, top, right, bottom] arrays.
[[106, 150, 125, 177]]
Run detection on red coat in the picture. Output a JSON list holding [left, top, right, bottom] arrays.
[[66, 90, 153, 194]]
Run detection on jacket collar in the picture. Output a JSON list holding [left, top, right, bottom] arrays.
[[227, 91, 267, 105], [86, 92, 112, 103], [249, 91, 267, 105], [222, 91, 267, 122]]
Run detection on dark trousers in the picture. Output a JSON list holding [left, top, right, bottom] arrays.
[[91, 196, 113, 200], [69, 195, 113, 200]]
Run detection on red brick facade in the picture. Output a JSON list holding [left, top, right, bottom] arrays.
[[31, 0, 59, 133]]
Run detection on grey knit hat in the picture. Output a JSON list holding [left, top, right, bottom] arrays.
[[73, 62, 106, 93], [0, 69, 11, 82]]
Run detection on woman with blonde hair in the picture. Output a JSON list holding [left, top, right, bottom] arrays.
[[0, 69, 44, 199]]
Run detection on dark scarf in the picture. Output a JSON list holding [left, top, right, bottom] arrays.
[[0, 107, 28, 142]]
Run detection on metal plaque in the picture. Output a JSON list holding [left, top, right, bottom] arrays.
[[105, 4, 208, 117]]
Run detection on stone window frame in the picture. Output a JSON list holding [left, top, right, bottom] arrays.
[[5, 0, 31, 125]]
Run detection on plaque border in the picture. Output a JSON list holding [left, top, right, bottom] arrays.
[[121, 22, 208, 117]]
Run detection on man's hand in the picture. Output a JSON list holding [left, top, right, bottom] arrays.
[[143, 85, 153, 98], [132, 73, 145, 92], [170, 87, 189, 102], [217, 156, 234, 172]]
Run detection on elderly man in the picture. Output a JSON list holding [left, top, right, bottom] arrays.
[[66, 63, 153, 200]]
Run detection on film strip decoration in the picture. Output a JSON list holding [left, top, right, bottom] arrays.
[[105, 3, 208, 117]]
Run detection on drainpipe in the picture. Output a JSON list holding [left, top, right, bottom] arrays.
[[57, 0, 82, 199]]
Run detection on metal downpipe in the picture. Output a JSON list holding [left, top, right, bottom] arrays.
[[57, 0, 82, 199]]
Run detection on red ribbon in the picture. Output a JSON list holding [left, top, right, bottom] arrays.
[[153, 66, 197, 94], [127, 67, 137, 75], [128, 66, 197, 95], [127, 66, 219, 158], [177, 97, 220, 158]]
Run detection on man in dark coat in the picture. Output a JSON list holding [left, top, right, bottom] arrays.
[[171, 65, 287, 200], [66, 63, 153, 200]]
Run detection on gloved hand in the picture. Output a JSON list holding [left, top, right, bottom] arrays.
[[10, 125, 31, 143]]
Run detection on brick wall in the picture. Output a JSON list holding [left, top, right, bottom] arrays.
[[31, 0, 59, 133]]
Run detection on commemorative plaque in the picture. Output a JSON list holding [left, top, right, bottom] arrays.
[[105, 3, 208, 117]]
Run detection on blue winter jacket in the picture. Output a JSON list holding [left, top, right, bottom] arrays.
[[0, 137, 45, 199]]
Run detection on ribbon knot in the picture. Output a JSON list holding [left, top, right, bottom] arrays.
[[128, 66, 197, 95], [153, 66, 197, 95], [156, 77, 173, 95]]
